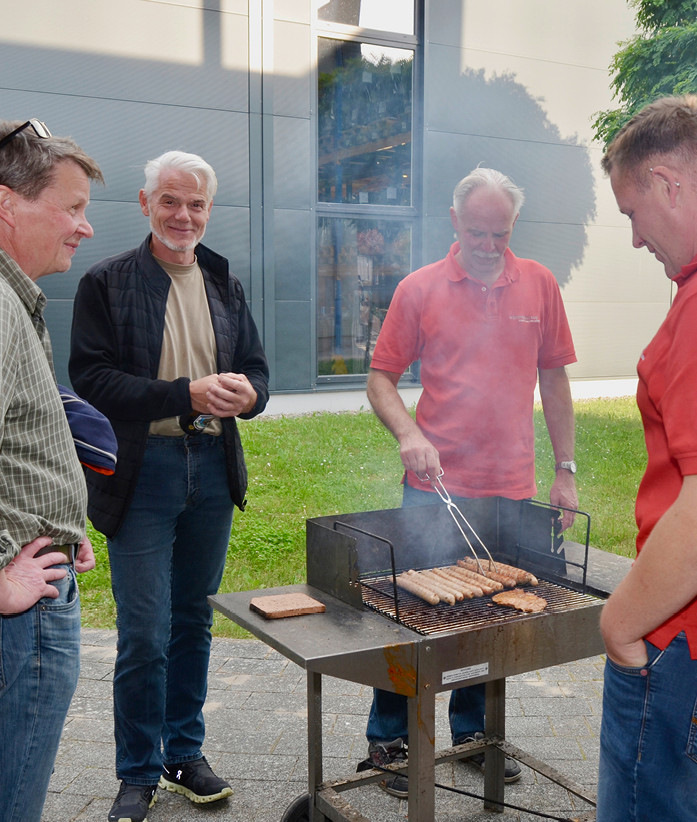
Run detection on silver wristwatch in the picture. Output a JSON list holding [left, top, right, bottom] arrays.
[[555, 460, 577, 474]]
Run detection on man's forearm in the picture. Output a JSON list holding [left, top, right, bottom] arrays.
[[367, 368, 441, 478], [601, 475, 697, 658], [538, 366, 575, 463], [366, 368, 419, 442], [539, 366, 578, 527]]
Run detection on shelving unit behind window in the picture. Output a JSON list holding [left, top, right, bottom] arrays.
[[315, 0, 420, 382]]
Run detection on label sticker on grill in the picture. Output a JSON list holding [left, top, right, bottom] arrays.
[[442, 662, 489, 685]]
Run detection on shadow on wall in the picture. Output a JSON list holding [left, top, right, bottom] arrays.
[[427, 67, 596, 289]]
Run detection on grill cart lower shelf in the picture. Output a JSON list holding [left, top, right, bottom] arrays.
[[210, 582, 604, 822]]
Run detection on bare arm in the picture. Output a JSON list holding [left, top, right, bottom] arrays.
[[538, 366, 577, 530], [601, 473, 697, 666], [366, 368, 440, 480]]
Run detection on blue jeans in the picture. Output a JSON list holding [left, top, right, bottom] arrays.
[[108, 435, 234, 784], [597, 633, 697, 821], [0, 564, 81, 822], [366, 481, 485, 744]]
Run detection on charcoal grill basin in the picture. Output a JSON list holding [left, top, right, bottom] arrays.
[[211, 580, 604, 822]]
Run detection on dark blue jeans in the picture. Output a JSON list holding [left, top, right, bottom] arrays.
[[366, 481, 486, 744], [597, 633, 697, 821], [0, 563, 81, 822], [108, 435, 234, 784]]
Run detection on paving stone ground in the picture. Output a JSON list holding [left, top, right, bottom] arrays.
[[43, 629, 605, 822]]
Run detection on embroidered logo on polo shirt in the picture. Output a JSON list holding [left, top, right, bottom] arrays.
[[509, 315, 540, 323]]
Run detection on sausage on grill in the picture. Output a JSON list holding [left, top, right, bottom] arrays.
[[396, 572, 440, 605], [458, 557, 517, 588], [405, 571, 456, 605], [445, 565, 500, 594], [432, 567, 484, 598], [489, 561, 539, 587], [421, 569, 466, 600]]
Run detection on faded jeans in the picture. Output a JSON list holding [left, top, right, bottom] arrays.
[[0, 564, 81, 822], [108, 434, 233, 784], [597, 632, 697, 821]]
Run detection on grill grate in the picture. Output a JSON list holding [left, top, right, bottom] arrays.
[[361, 575, 600, 636]]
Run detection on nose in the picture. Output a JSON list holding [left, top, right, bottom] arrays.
[[173, 202, 190, 221], [481, 235, 496, 252], [78, 218, 94, 239], [631, 224, 645, 249]]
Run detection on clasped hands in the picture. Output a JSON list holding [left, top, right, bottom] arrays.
[[189, 372, 257, 418]]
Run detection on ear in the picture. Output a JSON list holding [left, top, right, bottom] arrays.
[[649, 165, 681, 207], [449, 206, 459, 232], [138, 189, 149, 216], [0, 185, 18, 230]]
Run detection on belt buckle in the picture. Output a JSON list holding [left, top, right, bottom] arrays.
[[179, 414, 214, 435], [35, 544, 73, 563]]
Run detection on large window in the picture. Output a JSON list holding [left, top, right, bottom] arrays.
[[318, 217, 411, 375], [316, 2, 417, 382], [318, 39, 413, 206]]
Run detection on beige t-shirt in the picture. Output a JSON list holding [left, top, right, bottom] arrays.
[[149, 256, 222, 436]]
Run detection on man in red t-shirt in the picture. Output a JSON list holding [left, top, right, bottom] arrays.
[[360, 168, 578, 796], [597, 96, 697, 822]]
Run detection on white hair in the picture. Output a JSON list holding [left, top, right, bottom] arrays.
[[452, 167, 524, 215], [142, 150, 218, 200]]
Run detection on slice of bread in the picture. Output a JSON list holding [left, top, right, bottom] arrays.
[[250, 593, 326, 619]]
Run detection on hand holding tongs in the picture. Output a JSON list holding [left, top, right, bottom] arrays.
[[420, 470, 496, 575]]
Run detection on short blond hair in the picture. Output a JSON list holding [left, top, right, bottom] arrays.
[[601, 95, 697, 187]]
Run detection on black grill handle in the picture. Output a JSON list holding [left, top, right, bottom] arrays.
[[332, 521, 400, 623]]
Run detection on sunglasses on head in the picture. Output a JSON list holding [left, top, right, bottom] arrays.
[[0, 119, 52, 150]]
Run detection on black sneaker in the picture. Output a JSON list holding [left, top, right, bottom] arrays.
[[108, 782, 157, 822], [455, 732, 522, 783], [159, 756, 233, 804], [357, 737, 409, 798]]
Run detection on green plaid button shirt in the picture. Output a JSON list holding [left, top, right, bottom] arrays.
[[0, 250, 87, 569]]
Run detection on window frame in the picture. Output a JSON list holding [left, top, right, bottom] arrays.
[[313, 3, 422, 386]]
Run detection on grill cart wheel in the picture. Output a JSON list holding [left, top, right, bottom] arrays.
[[280, 792, 311, 822]]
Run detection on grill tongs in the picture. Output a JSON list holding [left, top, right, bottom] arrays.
[[427, 471, 496, 576]]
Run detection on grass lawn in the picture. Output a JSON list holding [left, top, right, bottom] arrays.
[[78, 395, 645, 637]]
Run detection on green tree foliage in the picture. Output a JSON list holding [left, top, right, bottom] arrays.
[[592, 0, 697, 147]]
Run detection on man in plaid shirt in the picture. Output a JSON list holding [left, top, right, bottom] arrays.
[[0, 118, 103, 822]]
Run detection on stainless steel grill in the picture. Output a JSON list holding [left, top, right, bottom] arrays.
[[212, 497, 614, 822], [361, 575, 600, 635]]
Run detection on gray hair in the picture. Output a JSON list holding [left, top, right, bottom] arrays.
[[142, 150, 218, 201], [0, 120, 103, 200], [452, 167, 524, 215]]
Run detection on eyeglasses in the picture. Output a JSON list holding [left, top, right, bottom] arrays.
[[0, 119, 52, 150]]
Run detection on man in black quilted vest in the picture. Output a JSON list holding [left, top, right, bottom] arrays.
[[70, 151, 269, 822]]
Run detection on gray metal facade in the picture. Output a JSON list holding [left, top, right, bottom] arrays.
[[0, 0, 668, 393]]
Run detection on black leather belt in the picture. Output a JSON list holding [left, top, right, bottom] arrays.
[[35, 544, 74, 563]]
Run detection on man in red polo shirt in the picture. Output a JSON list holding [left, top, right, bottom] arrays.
[[597, 95, 697, 822], [360, 167, 578, 796]]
